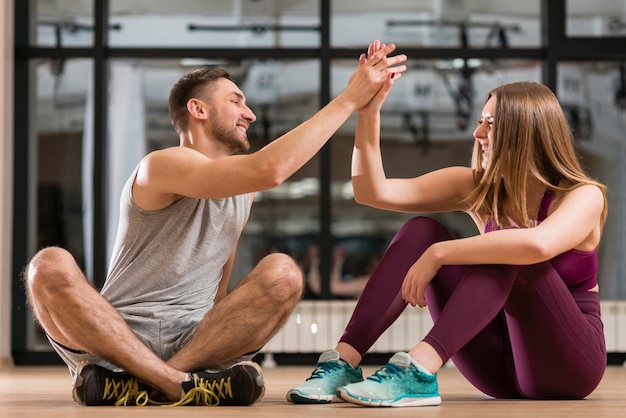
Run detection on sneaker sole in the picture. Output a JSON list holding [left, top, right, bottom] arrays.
[[336, 387, 441, 408], [286, 389, 337, 404]]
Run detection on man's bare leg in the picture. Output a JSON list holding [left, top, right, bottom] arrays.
[[24, 247, 186, 401], [166, 252, 303, 372]]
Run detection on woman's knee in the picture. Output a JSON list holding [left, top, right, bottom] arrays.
[[392, 216, 454, 247]]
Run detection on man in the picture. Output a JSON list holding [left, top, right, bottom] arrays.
[[23, 42, 406, 406]]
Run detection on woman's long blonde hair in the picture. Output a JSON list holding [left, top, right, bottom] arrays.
[[465, 81, 607, 228]]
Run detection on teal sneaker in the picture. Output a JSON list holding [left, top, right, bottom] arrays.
[[286, 350, 363, 403], [337, 352, 441, 407]]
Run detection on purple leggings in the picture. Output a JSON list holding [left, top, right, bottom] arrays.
[[339, 217, 606, 399]]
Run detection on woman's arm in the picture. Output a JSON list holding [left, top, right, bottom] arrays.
[[351, 40, 475, 214], [402, 183, 605, 307], [432, 183, 604, 266], [352, 100, 476, 213]]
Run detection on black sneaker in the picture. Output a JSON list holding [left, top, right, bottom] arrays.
[[171, 361, 265, 406], [72, 362, 153, 406]]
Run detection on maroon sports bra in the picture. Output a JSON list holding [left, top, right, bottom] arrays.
[[484, 187, 598, 291]]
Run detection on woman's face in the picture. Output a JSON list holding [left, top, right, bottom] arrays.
[[474, 96, 496, 171]]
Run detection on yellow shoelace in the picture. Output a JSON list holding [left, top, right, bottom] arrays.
[[167, 375, 233, 407], [101, 376, 151, 406]]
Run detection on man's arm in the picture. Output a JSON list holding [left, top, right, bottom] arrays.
[[136, 43, 407, 203], [215, 247, 236, 304]]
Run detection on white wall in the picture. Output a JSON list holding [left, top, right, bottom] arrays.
[[0, 0, 14, 368]]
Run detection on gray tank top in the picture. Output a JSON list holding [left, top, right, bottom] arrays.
[[100, 168, 250, 324]]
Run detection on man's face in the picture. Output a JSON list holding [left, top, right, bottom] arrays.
[[205, 78, 257, 154]]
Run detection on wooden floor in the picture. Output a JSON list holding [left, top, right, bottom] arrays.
[[1, 364, 625, 417]]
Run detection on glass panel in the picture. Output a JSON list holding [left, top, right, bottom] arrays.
[[35, 57, 92, 266], [106, 58, 320, 291], [328, 58, 541, 299], [31, 58, 92, 349], [249, 148, 321, 298], [109, 0, 319, 47], [238, 60, 321, 292], [557, 62, 626, 299], [567, 0, 626, 37], [34, 0, 94, 47], [332, 0, 541, 48]]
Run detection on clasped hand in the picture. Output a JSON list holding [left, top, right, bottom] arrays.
[[344, 40, 407, 111]]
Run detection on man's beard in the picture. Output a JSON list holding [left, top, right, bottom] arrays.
[[209, 110, 250, 154]]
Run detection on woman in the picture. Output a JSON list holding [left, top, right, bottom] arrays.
[[287, 41, 607, 407]]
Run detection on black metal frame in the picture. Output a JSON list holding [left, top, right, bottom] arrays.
[[12, 0, 626, 364]]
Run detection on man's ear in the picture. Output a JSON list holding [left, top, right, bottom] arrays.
[[187, 98, 208, 121]]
